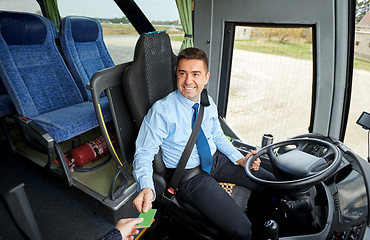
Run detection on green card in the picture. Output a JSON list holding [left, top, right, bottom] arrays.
[[136, 209, 157, 227]]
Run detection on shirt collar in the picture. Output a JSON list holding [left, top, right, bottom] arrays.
[[176, 90, 200, 109]]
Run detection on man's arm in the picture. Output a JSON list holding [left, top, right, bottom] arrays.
[[132, 105, 168, 213]]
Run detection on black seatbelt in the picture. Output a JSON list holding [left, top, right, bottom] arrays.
[[168, 104, 204, 189], [164, 90, 209, 199]]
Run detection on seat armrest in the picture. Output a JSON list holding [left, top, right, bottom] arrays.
[[153, 173, 167, 199], [90, 62, 132, 99], [17, 115, 54, 150], [153, 149, 166, 177]]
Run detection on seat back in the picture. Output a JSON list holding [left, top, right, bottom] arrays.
[[123, 31, 177, 127], [46, 18, 59, 39], [123, 31, 177, 177], [60, 16, 114, 101], [0, 11, 83, 118]]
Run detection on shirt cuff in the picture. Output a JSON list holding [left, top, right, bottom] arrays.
[[228, 151, 244, 164], [137, 180, 156, 201]]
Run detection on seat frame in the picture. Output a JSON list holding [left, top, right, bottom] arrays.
[[90, 62, 137, 201]]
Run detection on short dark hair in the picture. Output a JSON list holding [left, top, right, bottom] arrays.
[[177, 47, 209, 72]]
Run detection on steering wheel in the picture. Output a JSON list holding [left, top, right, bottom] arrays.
[[245, 138, 342, 189]]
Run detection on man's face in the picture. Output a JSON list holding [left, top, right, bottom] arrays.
[[176, 59, 210, 102]]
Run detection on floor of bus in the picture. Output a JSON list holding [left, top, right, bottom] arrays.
[[0, 142, 115, 240], [0, 139, 208, 240]]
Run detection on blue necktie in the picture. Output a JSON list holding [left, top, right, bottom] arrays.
[[192, 103, 213, 173]]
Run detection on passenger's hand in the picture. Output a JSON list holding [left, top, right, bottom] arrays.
[[133, 187, 153, 213], [115, 218, 144, 240], [236, 150, 260, 170]]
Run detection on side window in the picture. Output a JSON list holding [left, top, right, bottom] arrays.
[[58, 0, 182, 64], [225, 25, 314, 146], [344, 10, 370, 159], [58, 0, 137, 64], [136, 0, 183, 54], [0, 0, 41, 14]]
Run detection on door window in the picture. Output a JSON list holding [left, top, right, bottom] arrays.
[[226, 25, 314, 146]]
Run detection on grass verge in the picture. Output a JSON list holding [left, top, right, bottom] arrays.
[[234, 39, 313, 60], [353, 58, 370, 71]]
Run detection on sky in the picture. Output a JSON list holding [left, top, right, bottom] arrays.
[[0, 0, 180, 21]]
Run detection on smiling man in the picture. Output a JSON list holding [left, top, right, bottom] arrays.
[[176, 57, 210, 101], [132, 48, 273, 239]]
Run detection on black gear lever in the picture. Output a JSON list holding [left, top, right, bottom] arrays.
[[264, 220, 279, 240], [276, 199, 311, 218]]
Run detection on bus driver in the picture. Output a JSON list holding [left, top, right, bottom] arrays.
[[132, 47, 275, 239]]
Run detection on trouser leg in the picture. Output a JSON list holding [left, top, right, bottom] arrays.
[[178, 174, 252, 240], [211, 151, 275, 191]]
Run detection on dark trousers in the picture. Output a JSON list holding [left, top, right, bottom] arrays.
[[177, 151, 275, 240]]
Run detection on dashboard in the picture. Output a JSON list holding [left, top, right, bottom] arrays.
[[232, 137, 370, 240], [297, 139, 370, 240], [336, 169, 367, 224], [326, 150, 369, 240]]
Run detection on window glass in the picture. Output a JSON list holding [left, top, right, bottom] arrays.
[[0, 0, 41, 14], [344, 15, 370, 159], [58, 0, 182, 64], [135, 0, 183, 54], [226, 26, 313, 147]]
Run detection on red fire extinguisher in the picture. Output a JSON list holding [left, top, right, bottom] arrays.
[[69, 131, 119, 168]]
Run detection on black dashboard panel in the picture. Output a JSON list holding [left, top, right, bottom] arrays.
[[326, 150, 369, 240], [336, 169, 367, 224]]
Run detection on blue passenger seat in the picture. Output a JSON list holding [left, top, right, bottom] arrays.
[[0, 11, 111, 143], [60, 16, 114, 101]]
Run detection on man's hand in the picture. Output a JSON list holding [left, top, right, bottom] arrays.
[[133, 188, 154, 213], [236, 150, 261, 171]]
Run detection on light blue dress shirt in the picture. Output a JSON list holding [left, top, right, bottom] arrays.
[[133, 90, 244, 193]]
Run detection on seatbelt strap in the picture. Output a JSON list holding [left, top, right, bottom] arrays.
[[164, 89, 210, 200], [168, 103, 204, 190]]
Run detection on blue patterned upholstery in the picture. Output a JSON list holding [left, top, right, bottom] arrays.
[[46, 18, 59, 39], [0, 11, 111, 142], [60, 16, 114, 101], [32, 97, 111, 142]]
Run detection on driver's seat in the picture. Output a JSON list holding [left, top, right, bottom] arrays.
[[123, 31, 250, 238]]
